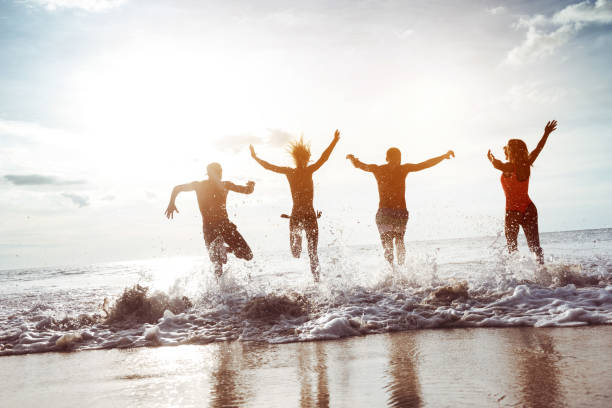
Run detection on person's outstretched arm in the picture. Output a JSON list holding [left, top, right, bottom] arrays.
[[529, 120, 557, 165], [309, 129, 341, 172], [226, 181, 255, 194], [487, 150, 514, 172], [250, 145, 291, 174], [404, 150, 454, 172], [165, 182, 196, 219], [346, 154, 377, 172]]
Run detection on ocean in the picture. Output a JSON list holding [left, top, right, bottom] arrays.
[[1, 228, 611, 356]]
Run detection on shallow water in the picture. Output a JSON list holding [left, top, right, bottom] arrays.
[[1, 229, 611, 356], [1, 327, 611, 407]]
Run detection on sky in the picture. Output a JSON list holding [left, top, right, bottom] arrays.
[[0, 0, 611, 269]]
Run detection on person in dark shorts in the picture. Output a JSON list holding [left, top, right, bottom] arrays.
[[487, 120, 557, 264], [165, 162, 255, 277], [347, 147, 454, 265], [250, 130, 340, 282]]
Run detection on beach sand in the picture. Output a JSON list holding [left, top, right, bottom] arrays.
[[2, 326, 611, 407]]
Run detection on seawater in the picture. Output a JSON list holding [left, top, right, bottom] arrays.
[[1, 229, 611, 356]]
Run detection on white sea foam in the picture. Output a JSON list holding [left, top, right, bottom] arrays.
[[0, 229, 611, 355]]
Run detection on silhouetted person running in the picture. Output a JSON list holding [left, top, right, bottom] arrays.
[[250, 130, 340, 282], [347, 148, 454, 266], [487, 120, 557, 264], [165, 162, 255, 277]]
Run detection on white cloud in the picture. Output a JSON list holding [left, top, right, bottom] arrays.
[[487, 6, 506, 15], [506, 0, 612, 65], [214, 129, 295, 153], [506, 23, 578, 65], [27, 0, 127, 12], [552, 0, 612, 24]]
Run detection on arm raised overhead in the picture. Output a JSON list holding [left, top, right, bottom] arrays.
[[250, 145, 291, 174], [309, 129, 340, 172], [529, 120, 557, 165]]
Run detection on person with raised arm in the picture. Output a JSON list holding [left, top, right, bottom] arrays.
[[165, 162, 255, 277], [347, 147, 454, 266], [250, 130, 340, 282], [487, 120, 557, 264]]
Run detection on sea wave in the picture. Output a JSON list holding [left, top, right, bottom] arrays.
[[1, 259, 611, 356]]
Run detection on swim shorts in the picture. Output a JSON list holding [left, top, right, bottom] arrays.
[[375, 208, 409, 235], [203, 220, 253, 263]]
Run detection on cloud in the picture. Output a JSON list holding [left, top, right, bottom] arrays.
[[62, 193, 89, 207], [4, 174, 86, 186], [506, 23, 578, 65], [267, 129, 294, 146], [215, 129, 295, 153], [27, 0, 127, 12], [506, 0, 612, 65], [487, 6, 506, 15]]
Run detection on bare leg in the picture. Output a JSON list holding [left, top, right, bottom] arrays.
[[380, 232, 394, 265], [523, 204, 544, 264], [394, 232, 406, 265], [208, 235, 227, 277], [505, 211, 520, 254], [290, 218, 302, 259], [305, 221, 320, 281], [222, 222, 253, 261], [290, 228, 302, 258], [213, 262, 223, 278]]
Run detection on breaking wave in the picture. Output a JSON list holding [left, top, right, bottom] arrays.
[[1, 253, 611, 355]]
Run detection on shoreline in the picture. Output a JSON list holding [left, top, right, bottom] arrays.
[[2, 326, 611, 407]]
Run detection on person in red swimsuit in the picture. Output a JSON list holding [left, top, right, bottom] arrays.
[[250, 130, 340, 282], [487, 120, 557, 264]]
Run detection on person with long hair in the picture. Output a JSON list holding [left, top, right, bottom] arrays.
[[487, 120, 557, 264], [250, 130, 340, 282], [347, 147, 454, 266]]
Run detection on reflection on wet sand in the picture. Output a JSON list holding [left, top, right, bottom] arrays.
[[298, 342, 330, 407], [384, 332, 422, 407], [210, 342, 254, 408], [509, 329, 566, 408]]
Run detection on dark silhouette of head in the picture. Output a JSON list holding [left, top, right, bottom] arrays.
[[207, 162, 222, 181], [288, 137, 311, 168], [386, 147, 401, 165], [506, 139, 530, 181]]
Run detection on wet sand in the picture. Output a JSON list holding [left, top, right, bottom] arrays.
[[2, 326, 611, 407]]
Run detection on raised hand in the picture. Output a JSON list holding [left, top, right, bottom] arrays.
[[487, 149, 495, 162], [333, 129, 340, 142], [249, 144, 257, 158], [445, 150, 455, 159], [544, 120, 557, 135], [165, 203, 179, 219]]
